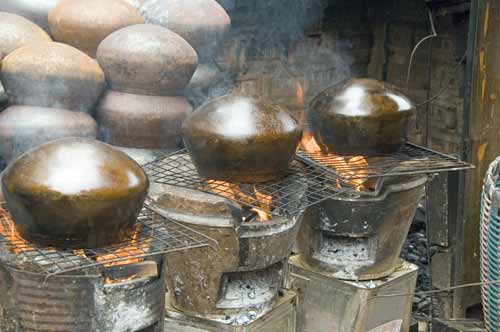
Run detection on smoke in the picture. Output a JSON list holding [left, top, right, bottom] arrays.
[[124, 0, 366, 113], [208, 0, 357, 118]]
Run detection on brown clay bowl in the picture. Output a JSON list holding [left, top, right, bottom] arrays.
[[182, 94, 302, 182], [307, 78, 415, 156], [1, 138, 149, 248]]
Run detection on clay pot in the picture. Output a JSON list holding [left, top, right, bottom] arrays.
[[0, 105, 97, 163], [0, 0, 60, 34], [0, 12, 51, 62], [125, 0, 231, 62], [307, 78, 415, 156], [97, 24, 198, 96], [1, 138, 149, 248], [48, 0, 144, 57], [97, 90, 192, 149], [0, 42, 105, 112], [183, 94, 302, 182]]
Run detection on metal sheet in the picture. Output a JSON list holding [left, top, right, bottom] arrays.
[[286, 257, 418, 332], [163, 290, 297, 332]]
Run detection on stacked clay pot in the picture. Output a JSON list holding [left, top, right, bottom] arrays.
[[48, 0, 144, 57], [96, 24, 198, 151], [0, 0, 60, 34], [0, 42, 104, 163], [124, 0, 231, 107], [0, 12, 52, 112], [0, 12, 51, 62]]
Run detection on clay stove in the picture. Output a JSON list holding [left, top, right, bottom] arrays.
[[296, 134, 472, 280], [148, 179, 306, 325], [298, 175, 427, 280], [143, 149, 348, 326], [0, 203, 212, 332]]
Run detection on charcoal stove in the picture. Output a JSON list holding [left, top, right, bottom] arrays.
[[296, 137, 473, 280], [147, 181, 305, 325], [297, 175, 427, 280], [143, 149, 349, 325], [0, 203, 214, 332]]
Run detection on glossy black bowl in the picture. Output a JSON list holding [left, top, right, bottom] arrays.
[[307, 78, 415, 156]]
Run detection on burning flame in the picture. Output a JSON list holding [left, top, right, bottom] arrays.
[[292, 81, 306, 127], [300, 131, 322, 153], [300, 132, 370, 192], [206, 180, 272, 222], [0, 204, 150, 285], [0, 208, 40, 254]]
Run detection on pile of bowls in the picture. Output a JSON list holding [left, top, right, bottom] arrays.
[[96, 24, 197, 151]]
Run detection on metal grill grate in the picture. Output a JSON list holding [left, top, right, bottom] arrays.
[[0, 202, 216, 277], [143, 149, 356, 218], [297, 142, 474, 180]]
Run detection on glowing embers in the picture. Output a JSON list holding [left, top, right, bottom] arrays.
[[143, 149, 352, 220], [298, 131, 474, 182], [300, 132, 373, 192], [205, 180, 273, 222], [0, 202, 213, 277]]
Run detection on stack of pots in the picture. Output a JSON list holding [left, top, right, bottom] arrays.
[[0, 41, 104, 165], [0, 0, 59, 34], [0, 12, 52, 111], [47, 0, 144, 58], [95, 24, 198, 159], [125, 0, 231, 107]]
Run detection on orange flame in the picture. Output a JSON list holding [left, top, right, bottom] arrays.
[[206, 180, 273, 222], [0, 204, 150, 285], [300, 131, 322, 153], [300, 133, 370, 192], [0, 216, 37, 254], [293, 81, 306, 126]]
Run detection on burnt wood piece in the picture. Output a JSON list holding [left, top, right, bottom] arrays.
[[48, 0, 144, 57], [182, 94, 302, 182], [124, 0, 231, 62], [1, 138, 149, 248], [0, 42, 105, 112], [308, 78, 415, 156], [97, 91, 192, 149], [97, 24, 198, 96], [0, 12, 51, 62], [0, 105, 97, 163], [0, 0, 59, 34]]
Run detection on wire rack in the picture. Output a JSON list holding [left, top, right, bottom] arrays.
[[143, 149, 356, 219], [297, 142, 474, 180], [0, 202, 216, 277]]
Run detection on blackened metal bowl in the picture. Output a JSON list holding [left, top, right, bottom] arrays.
[[182, 95, 302, 182], [1, 138, 149, 248], [307, 78, 415, 156]]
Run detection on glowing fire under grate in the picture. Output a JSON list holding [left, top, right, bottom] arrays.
[[0, 202, 216, 277], [298, 137, 474, 180], [143, 149, 355, 219]]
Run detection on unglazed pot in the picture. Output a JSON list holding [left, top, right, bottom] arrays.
[[97, 90, 192, 149], [1, 138, 149, 248], [0, 42, 105, 112], [48, 0, 144, 57], [97, 24, 198, 96], [0, 0, 60, 34], [0, 106, 97, 163], [307, 78, 415, 156], [0, 12, 51, 62], [183, 95, 302, 182], [124, 0, 230, 62]]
